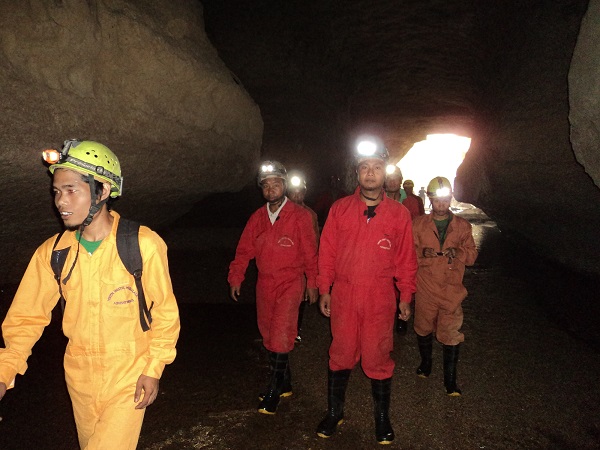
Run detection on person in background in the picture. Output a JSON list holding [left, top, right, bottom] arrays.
[[401, 179, 425, 220], [0, 139, 180, 450], [384, 165, 406, 203], [418, 186, 427, 209], [385, 164, 409, 336], [316, 137, 417, 444], [287, 171, 320, 344], [228, 161, 318, 415], [411, 176, 478, 396]]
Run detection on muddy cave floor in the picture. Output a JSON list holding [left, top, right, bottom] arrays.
[[1, 218, 600, 449]]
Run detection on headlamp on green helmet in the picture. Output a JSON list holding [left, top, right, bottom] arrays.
[[426, 176, 453, 199], [43, 139, 123, 198]]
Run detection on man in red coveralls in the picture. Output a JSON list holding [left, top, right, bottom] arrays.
[[401, 179, 425, 220], [316, 137, 417, 445], [228, 161, 318, 415], [412, 176, 478, 396]]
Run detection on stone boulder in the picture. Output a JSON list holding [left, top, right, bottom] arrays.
[[0, 0, 262, 282]]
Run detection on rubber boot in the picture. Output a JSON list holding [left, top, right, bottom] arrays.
[[316, 369, 351, 438], [257, 352, 288, 414], [258, 363, 292, 401], [443, 344, 462, 396], [372, 378, 394, 445], [416, 333, 433, 377]]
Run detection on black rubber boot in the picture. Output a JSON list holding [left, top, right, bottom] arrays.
[[258, 363, 292, 401], [257, 352, 288, 414], [443, 344, 462, 396], [316, 369, 352, 438], [416, 333, 433, 377], [372, 378, 394, 445]]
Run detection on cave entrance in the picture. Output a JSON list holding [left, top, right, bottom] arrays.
[[396, 133, 472, 210]]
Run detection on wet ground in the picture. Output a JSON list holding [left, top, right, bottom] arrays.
[[1, 213, 600, 449]]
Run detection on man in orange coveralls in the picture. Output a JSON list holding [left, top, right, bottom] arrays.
[[316, 137, 417, 445], [0, 140, 180, 449], [412, 176, 477, 396], [228, 161, 318, 415]]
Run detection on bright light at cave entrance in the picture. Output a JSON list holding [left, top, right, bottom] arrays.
[[397, 134, 471, 197]]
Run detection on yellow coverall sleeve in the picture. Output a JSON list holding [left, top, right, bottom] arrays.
[[0, 238, 60, 388], [139, 227, 181, 379]]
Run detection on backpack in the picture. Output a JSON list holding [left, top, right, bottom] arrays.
[[50, 218, 153, 331]]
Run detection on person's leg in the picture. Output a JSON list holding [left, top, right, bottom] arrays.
[[328, 283, 361, 371], [371, 377, 394, 444], [316, 369, 352, 438], [66, 350, 146, 450], [437, 303, 464, 396]]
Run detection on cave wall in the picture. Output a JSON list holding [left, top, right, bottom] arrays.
[[203, 0, 600, 273], [457, 0, 600, 273], [0, 0, 263, 283]]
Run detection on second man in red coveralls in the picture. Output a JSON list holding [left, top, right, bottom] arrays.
[[316, 137, 417, 445], [228, 161, 318, 415]]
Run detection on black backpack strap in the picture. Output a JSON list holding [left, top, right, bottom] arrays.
[[50, 231, 69, 313], [116, 218, 152, 332]]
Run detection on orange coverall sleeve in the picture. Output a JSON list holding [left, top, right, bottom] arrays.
[[0, 237, 61, 388], [139, 228, 181, 379]]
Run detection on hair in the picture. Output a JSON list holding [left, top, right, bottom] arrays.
[[80, 174, 109, 201]]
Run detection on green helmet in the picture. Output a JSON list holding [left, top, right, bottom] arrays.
[[46, 140, 123, 198], [427, 176, 452, 198]]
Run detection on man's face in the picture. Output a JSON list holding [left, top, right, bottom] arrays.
[[261, 177, 285, 203], [385, 176, 402, 193], [288, 188, 306, 205], [52, 168, 93, 229], [357, 159, 386, 191], [430, 197, 451, 219]]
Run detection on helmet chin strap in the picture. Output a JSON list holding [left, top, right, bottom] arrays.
[[81, 174, 109, 228]]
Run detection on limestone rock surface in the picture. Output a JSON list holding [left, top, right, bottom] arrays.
[[0, 0, 262, 282]]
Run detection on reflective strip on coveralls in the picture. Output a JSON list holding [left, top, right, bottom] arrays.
[[317, 187, 417, 378], [228, 200, 318, 352], [0, 211, 180, 449], [412, 213, 478, 345]]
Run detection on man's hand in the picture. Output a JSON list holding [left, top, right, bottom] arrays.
[[306, 288, 318, 305], [134, 374, 159, 410], [398, 301, 411, 321], [443, 248, 457, 258], [0, 382, 6, 401], [422, 248, 437, 258], [319, 294, 331, 317], [229, 285, 241, 302]]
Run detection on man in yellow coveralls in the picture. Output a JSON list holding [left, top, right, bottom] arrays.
[[0, 139, 180, 449]]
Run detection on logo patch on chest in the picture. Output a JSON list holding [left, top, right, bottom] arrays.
[[108, 286, 137, 305], [277, 236, 295, 247], [377, 238, 392, 250]]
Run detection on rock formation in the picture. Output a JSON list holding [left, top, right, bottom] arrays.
[[0, 0, 262, 282]]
